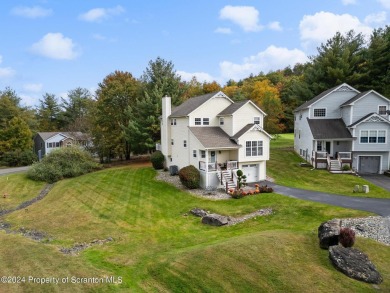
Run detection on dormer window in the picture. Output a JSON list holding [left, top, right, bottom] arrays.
[[254, 117, 260, 125], [314, 108, 326, 117], [378, 105, 387, 115]]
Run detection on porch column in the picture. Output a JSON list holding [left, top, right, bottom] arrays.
[[205, 149, 209, 188]]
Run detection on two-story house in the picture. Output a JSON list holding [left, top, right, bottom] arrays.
[[160, 91, 271, 190], [294, 83, 390, 174]]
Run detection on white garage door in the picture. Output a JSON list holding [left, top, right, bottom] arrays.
[[359, 156, 380, 174], [242, 164, 258, 182]]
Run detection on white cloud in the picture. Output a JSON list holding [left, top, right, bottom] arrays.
[[11, 6, 52, 18], [219, 5, 263, 32], [299, 12, 373, 48], [219, 45, 308, 81], [79, 5, 125, 22], [268, 21, 282, 31], [364, 11, 387, 24], [342, 0, 357, 5], [31, 33, 79, 60], [214, 27, 232, 34], [378, 0, 390, 9], [177, 71, 215, 83], [0, 55, 16, 79], [23, 83, 43, 92]]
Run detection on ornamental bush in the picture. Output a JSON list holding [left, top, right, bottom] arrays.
[[178, 165, 200, 189], [1, 150, 37, 167], [150, 150, 164, 170], [27, 146, 101, 183], [339, 227, 356, 247]]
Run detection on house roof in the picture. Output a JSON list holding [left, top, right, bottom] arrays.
[[231, 124, 273, 141], [36, 132, 88, 141], [217, 100, 248, 115], [188, 127, 239, 149], [348, 113, 390, 127], [340, 90, 390, 107], [294, 83, 359, 112], [170, 91, 231, 117], [307, 119, 353, 140]]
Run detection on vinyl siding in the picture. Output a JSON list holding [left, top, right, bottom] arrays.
[[352, 92, 390, 122], [309, 91, 357, 119]]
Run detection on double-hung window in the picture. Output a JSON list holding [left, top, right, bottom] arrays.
[[313, 108, 326, 117], [246, 141, 263, 156], [195, 118, 201, 125]]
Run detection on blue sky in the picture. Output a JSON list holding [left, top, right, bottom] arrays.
[[0, 0, 389, 106]]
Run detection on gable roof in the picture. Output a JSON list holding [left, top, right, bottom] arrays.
[[218, 100, 248, 115], [294, 83, 360, 112], [188, 127, 239, 149], [231, 124, 273, 141], [36, 132, 88, 141], [170, 91, 232, 117], [340, 90, 390, 107], [307, 119, 353, 140], [348, 113, 390, 128]]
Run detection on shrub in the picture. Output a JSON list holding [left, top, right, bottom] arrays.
[[27, 146, 101, 183], [342, 164, 351, 171], [150, 151, 164, 170], [1, 150, 37, 167], [339, 227, 356, 247], [178, 165, 200, 189]]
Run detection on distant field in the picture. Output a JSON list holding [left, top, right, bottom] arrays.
[[0, 165, 388, 292]]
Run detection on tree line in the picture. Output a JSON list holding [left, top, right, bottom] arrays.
[[0, 26, 389, 164]]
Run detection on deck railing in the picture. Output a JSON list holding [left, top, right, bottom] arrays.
[[338, 152, 352, 160]]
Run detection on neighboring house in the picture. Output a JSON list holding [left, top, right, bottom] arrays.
[[160, 91, 272, 190], [33, 132, 91, 160], [294, 83, 390, 174]]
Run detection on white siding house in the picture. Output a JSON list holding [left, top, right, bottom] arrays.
[[160, 91, 271, 190], [294, 83, 390, 174]]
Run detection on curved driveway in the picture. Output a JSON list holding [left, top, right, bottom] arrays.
[[264, 181, 390, 217], [0, 166, 29, 176]]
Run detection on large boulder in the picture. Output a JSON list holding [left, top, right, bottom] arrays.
[[201, 214, 229, 226], [318, 219, 340, 249], [329, 246, 383, 284]]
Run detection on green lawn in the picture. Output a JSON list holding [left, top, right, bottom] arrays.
[[0, 166, 389, 292], [269, 134, 390, 198]]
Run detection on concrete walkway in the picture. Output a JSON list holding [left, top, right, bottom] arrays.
[[0, 166, 29, 176], [262, 181, 390, 217]]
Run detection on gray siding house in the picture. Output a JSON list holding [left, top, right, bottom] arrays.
[[294, 83, 390, 174]]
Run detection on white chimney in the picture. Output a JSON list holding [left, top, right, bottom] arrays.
[[161, 96, 171, 164]]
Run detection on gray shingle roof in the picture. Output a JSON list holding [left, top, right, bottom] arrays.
[[36, 132, 88, 141], [348, 113, 390, 127], [307, 119, 353, 139], [231, 124, 254, 140], [170, 92, 218, 117], [188, 127, 239, 149], [340, 91, 370, 106], [294, 84, 359, 112], [217, 100, 248, 115]]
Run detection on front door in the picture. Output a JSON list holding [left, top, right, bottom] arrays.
[[326, 141, 331, 155], [209, 151, 216, 163]]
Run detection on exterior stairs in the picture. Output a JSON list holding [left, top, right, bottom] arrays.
[[329, 159, 342, 171], [217, 170, 236, 192]]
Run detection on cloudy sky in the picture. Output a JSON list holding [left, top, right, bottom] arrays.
[[0, 0, 389, 106]]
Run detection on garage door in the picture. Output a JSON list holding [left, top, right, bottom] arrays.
[[359, 156, 380, 174], [242, 164, 258, 182]]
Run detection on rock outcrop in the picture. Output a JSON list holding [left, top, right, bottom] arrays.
[[201, 214, 229, 226], [318, 219, 340, 249]]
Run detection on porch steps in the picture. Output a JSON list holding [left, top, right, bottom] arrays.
[[218, 170, 236, 191], [329, 159, 342, 171]]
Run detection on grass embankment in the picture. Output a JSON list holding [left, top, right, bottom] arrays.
[[0, 165, 389, 292], [268, 134, 390, 198]]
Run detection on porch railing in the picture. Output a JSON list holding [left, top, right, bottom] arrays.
[[227, 160, 238, 170], [337, 152, 352, 160], [199, 161, 238, 172]]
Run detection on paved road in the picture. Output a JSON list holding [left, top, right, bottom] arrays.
[[263, 181, 390, 217], [361, 174, 390, 192], [0, 166, 29, 176]]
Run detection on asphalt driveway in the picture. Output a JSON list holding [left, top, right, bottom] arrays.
[[0, 166, 29, 176], [262, 181, 390, 217], [360, 174, 390, 192]]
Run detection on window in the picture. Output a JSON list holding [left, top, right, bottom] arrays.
[[360, 130, 386, 144], [379, 106, 387, 115], [254, 117, 260, 124], [195, 118, 201, 125], [171, 118, 177, 125], [201, 150, 206, 158], [193, 150, 197, 157], [299, 130, 301, 139], [360, 130, 368, 143], [219, 117, 224, 125], [245, 141, 263, 156], [171, 139, 174, 145], [317, 141, 323, 151], [314, 108, 326, 117], [55, 142, 60, 147], [378, 130, 386, 143], [183, 140, 187, 147], [203, 118, 209, 125], [299, 113, 302, 120]]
